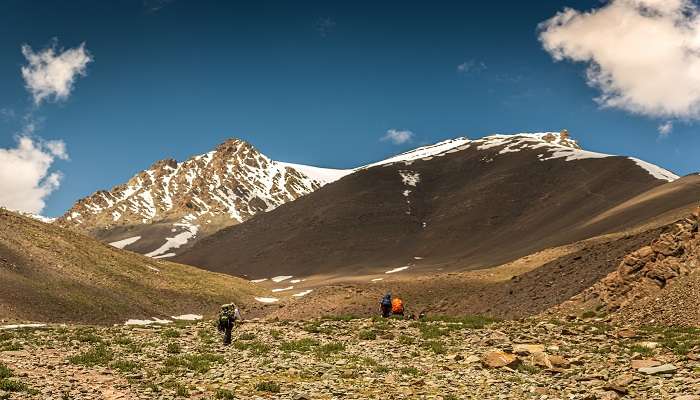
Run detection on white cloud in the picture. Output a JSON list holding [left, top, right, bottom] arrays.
[[0, 136, 68, 214], [381, 129, 414, 145], [21, 41, 93, 105], [539, 0, 700, 119], [457, 60, 487, 74], [658, 121, 673, 137]]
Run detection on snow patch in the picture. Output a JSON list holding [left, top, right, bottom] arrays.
[[0, 323, 47, 330], [255, 297, 280, 303], [152, 253, 176, 259], [145, 218, 199, 258], [385, 266, 410, 274], [628, 157, 679, 182], [109, 236, 141, 249], [250, 278, 268, 283], [399, 170, 420, 186], [172, 314, 203, 321], [371, 278, 384, 282], [279, 162, 353, 185], [271, 275, 293, 283], [271, 286, 294, 292], [124, 318, 172, 326], [292, 289, 313, 297]]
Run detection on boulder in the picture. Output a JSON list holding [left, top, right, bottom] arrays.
[[481, 351, 520, 368], [512, 343, 545, 355], [631, 359, 661, 369], [638, 363, 677, 375]]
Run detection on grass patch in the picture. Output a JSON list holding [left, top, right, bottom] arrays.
[[374, 365, 390, 373], [358, 330, 377, 340], [641, 326, 700, 355], [315, 342, 345, 358], [166, 342, 181, 354], [215, 388, 236, 399], [628, 345, 654, 356], [0, 379, 29, 392], [269, 329, 282, 340], [163, 353, 224, 374], [161, 328, 180, 338], [68, 344, 113, 366], [111, 359, 140, 373], [238, 332, 255, 341], [280, 338, 319, 352], [113, 336, 133, 346], [322, 314, 358, 321], [0, 341, 22, 351], [255, 381, 280, 393], [400, 366, 420, 376], [424, 315, 497, 329], [398, 335, 415, 345], [74, 330, 103, 344], [233, 340, 271, 355], [303, 322, 333, 335], [418, 324, 449, 339], [422, 340, 447, 354], [0, 363, 12, 379], [174, 383, 189, 397]]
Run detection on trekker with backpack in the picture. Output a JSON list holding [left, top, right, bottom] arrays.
[[380, 293, 392, 318], [218, 303, 242, 345], [391, 297, 404, 317]]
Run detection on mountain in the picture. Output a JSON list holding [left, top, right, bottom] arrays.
[[56, 138, 349, 259], [174, 131, 697, 280], [0, 209, 263, 324]]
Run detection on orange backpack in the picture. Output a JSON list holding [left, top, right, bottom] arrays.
[[391, 298, 404, 314]]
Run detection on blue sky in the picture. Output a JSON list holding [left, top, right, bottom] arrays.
[[1, 0, 699, 217]]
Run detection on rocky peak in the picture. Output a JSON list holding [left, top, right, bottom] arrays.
[[56, 138, 330, 255]]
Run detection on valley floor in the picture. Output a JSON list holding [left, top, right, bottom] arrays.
[[2, 317, 700, 399]]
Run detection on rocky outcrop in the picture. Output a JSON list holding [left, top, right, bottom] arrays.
[[569, 205, 700, 319]]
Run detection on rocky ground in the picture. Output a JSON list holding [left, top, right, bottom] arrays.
[[2, 316, 700, 399]]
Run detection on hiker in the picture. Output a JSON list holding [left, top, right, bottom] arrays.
[[218, 303, 242, 345], [380, 292, 392, 318], [391, 297, 404, 317]]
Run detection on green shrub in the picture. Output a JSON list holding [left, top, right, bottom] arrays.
[[166, 342, 181, 354], [215, 388, 236, 399], [269, 330, 282, 340], [68, 344, 113, 366], [255, 381, 280, 393], [233, 340, 271, 355], [398, 335, 415, 345], [400, 366, 420, 376], [0, 379, 28, 392], [424, 315, 497, 329], [74, 331, 102, 344], [358, 330, 377, 340], [163, 353, 224, 374], [161, 328, 180, 338], [111, 359, 140, 373], [0, 363, 11, 379], [315, 342, 345, 358], [423, 340, 447, 354]]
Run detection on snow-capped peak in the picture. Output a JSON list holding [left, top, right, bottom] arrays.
[[58, 138, 343, 234], [361, 130, 678, 183]]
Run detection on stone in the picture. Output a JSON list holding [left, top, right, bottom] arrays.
[[531, 352, 570, 369], [616, 329, 636, 338], [631, 359, 661, 369], [513, 344, 545, 355], [638, 364, 677, 375], [481, 351, 520, 368]]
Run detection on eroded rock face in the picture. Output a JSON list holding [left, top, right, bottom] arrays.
[[569, 205, 700, 323]]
